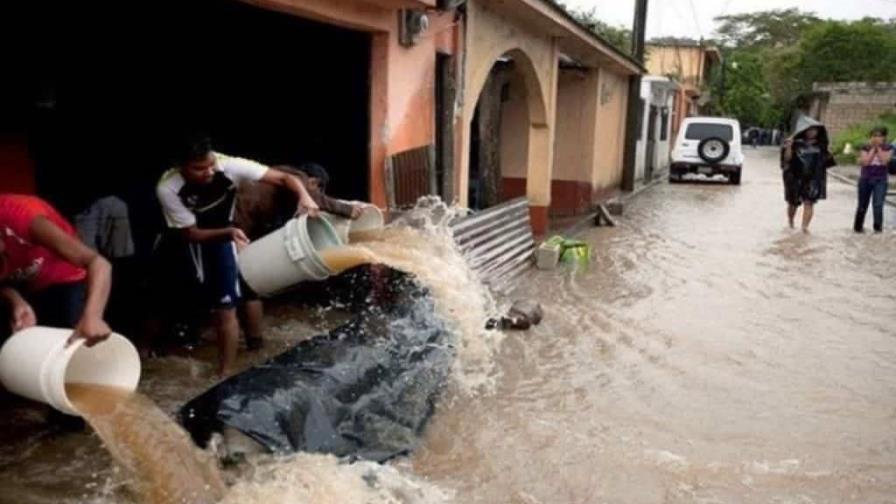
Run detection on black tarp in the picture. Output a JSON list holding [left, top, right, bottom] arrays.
[[179, 266, 455, 462]]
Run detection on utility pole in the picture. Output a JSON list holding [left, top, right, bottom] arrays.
[[621, 0, 648, 191]]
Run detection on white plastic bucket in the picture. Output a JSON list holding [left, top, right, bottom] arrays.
[[238, 214, 343, 296], [0, 326, 141, 416], [322, 205, 385, 243]]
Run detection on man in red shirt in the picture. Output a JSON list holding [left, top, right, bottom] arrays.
[[0, 194, 112, 346]]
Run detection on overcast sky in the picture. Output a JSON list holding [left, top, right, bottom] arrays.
[[562, 0, 896, 39]]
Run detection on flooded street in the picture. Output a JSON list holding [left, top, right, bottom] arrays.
[[2, 147, 896, 503], [413, 147, 896, 503]]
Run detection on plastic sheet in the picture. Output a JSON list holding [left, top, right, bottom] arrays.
[[179, 266, 454, 462]]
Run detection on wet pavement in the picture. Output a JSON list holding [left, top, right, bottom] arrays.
[[2, 147, 896, 503], [412, 147, 896, 503]]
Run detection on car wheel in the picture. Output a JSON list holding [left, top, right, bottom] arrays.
[[697, 137, 731, 164]]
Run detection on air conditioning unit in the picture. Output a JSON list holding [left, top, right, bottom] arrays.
[[399, 10, 429, 47]]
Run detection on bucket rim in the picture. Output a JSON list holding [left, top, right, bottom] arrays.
[[295, 215, 343, 274], [53, 334, 141, 416]]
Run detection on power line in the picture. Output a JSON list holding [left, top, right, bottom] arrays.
[[686, 0, 703, 38], [668, 0, 694, 39], [719, 0, 734, 18]]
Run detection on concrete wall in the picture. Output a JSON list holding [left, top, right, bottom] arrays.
[[810, 82, 896, 137], [549, 68, 599, 216], [592, 68, 629, 191], [646, 44, 716, 135], [646, 46, 704, 87], [500, 69, 531, 180], [553, 69, 595, 183], [635, 79, 676, 182]]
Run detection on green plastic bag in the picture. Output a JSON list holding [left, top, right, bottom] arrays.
[[545, 236, 591, 267]]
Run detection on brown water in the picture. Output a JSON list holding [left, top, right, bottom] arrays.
[[65, 384, 225, 504], [319, 246, 378, 275], [410, 149, 896, 502], [3, 148, 896, 503]]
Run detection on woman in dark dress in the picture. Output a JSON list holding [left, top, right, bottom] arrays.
[[781, 116, 836, 233]]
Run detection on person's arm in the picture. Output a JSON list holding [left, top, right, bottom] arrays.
[[782, 138, 794, 163], [0, 286, 36, 332], [155, 179, 247, 246], [29, 217, 112, 346], [181, 226, 249, 249], [259, 170, 320, 217], [318, 194, 362, 219], [859, 146, 875, 166]]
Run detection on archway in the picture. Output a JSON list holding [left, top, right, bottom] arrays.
[[466, 49, 549, 211]]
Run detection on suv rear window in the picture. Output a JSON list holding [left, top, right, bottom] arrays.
[[685, 123, 734, 141]]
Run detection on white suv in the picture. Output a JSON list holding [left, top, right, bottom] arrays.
[[670, 117, 745, 185]]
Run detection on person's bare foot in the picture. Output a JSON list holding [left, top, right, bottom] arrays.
[[801, 227, 810, 234]]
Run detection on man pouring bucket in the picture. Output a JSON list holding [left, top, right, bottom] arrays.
[[0, 194, 113, 346]]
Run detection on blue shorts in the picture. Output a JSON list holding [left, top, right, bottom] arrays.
[[189, 241, 257, 310]]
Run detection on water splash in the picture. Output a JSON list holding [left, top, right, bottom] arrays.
[[351, 197, 506, 394], [221, 454, 454, 504]]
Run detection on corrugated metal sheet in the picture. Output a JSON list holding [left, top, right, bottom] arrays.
[[450, 197, 534, 293]]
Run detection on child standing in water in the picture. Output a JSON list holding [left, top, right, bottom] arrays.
[[854, 127, 893, 233]]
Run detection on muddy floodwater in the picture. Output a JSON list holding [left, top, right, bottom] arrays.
[[2, 147, 895, 503]]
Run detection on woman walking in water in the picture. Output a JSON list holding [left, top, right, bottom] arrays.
[[781, 116, 835, 233]]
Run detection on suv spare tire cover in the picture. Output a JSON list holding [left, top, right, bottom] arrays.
[[697, 137, 730, 164]]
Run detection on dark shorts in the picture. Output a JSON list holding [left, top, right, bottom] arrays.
[[1, 282, 86, 339], [189, 241, 258, 310]]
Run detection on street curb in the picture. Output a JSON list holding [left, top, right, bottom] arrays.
[[828, 170, 896, 207], [559, 171, 668, 238]]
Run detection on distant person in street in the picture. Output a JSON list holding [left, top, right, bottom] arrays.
[[155, 133, 320, 376], [854, 127, 893, 233], [781, 116, 836, 233], [0, 194, 113, 346]]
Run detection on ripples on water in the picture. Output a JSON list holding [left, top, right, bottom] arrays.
[[412, 150, 896, 503]]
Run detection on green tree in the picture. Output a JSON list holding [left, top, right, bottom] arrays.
[[795, 19, 896, 84], [709, 11, 896, 129], [711, 50, 775, 127], [714, 8, 821, 48], [550, 2, 632, 54]]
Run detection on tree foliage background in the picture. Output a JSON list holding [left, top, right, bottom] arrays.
[[708, 9, 896, 129], [548, 3, 896, 133], [549, 1, 632, 54]]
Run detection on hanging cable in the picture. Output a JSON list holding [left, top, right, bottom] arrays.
[[687, 0, 703, 39]]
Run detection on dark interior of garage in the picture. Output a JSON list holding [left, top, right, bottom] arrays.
[[1, 0, 372, 257]]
